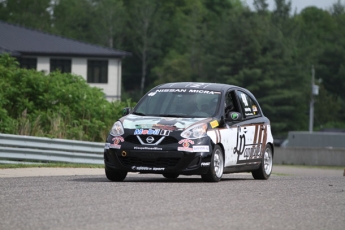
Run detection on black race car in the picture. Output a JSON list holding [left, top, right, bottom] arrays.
[[104, 82, 274, 182]]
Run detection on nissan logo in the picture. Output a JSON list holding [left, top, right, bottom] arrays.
[[146, 136, 155, 143]]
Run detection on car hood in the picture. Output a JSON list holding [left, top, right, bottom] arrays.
[[121, 114, 211, 131]]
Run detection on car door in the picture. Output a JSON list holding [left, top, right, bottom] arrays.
[[219, 90, 240, 167], [233, 90, 267, 165]]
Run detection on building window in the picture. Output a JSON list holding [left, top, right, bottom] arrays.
[[87, 60, 108, 83], [18, 57, 37, 69], [50, 59, 71, 73]]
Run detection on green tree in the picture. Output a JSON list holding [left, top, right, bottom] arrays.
[[123, 0, 168, 96], [52, 0, 98, 44], [91, 0, 126, 48], [0, 0, 52, 31]]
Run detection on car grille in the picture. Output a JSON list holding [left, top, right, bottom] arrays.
[[125, 135, 178, 145], [119, 156, 180, 167]]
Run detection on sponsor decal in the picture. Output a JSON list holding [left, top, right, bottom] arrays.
[[178, 139, 195, 145], [152, 124, 177, 131], [234, 126, 245, 155], [148, 92, 157, 96], [133, 146, 162, 150], [149, 89, 187, 96], [234, 124, 267, 164], [241, 93, 249, 106], [112, 136, 124, 144], [252, 105, 257, 115], [188, 89, 220, 94], [109, 144, 121, 149], [245, 107, 252, 112], [148, 88, 221, 96], [157, 89, 187, 93], [134, 129, 160, 135], [210, 120, 219, 128], [231, 113, 239, 120], [243, 145, 262, 158], [178, 139, 195, 152], [160, 130, 171, 136], [193, 145, 210, 152], [201, 162, 210, 167], [110, 136, 124, 149], [178, 147, 193, 152], [131, 166, 165, 171]]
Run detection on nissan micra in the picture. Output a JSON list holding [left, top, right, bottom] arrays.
[[104, 82, 274, 182]]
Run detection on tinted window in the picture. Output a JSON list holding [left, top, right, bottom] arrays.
[[236, 91, 260, 118], [50, 59, 71, 73], [18, 57, 37, 70], [87, 60, 108, 83]]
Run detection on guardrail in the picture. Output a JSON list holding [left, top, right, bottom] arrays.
[[1, 133, 344, 166], [0, 133, 104, 164]]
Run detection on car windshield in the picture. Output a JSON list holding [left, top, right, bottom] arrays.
[[133, 89, 222, 118]]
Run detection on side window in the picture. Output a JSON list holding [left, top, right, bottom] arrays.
[[225, 90, 239, 113], [236, 91, 260, 118]]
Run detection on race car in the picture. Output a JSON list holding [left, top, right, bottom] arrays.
[[104, 82, 274, 182]]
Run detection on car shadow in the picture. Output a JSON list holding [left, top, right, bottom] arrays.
[[70, 174, 253, 183]]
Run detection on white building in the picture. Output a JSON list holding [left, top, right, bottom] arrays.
[[0, 20, 131, 101]]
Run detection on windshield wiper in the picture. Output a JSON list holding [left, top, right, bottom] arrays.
[[161, 114, 188, 118], [132, 112, 146, 116]]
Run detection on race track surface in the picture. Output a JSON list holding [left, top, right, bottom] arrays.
[[0, 165, 344, 230]]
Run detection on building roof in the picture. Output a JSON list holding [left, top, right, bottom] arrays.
[[0, 20, 131, 58]]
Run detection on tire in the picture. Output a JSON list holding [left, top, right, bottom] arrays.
[[162, 173, 179, 179], [201, 145, 224, 182], [105, 168, 127, 182], [252, 145, 273, 180]]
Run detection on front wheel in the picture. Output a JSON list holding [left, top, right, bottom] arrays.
[[105, 168, 127, 182], [201, 145, 224, 182], [252, 145, 273, 180]]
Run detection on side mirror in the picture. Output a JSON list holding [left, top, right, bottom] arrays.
[[122, 107, 131, 116], [225, 112, 242, 122]]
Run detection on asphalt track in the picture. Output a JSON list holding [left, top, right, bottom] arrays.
[[0, 165, 344, 230]]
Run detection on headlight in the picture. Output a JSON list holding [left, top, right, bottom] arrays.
[[181, 123, 208, 139], [110, 121, 124, 136]]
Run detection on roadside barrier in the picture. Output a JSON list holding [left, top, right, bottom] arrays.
[[0, 133, 104, 164], [1, 133, 344, 166], [273, 147, 345, 167]]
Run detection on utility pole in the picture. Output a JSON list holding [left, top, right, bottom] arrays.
[[309, 65, 319, 132]]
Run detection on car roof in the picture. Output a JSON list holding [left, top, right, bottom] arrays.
[[156, 82, 238, 92]]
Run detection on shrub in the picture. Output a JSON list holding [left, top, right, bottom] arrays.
[[0, 54, 135, 141]]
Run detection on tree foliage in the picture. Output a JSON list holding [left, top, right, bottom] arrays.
[[1, 0, 345, 137]]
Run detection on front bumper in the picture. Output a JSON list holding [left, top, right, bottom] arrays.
[[104, 136, 214, 175]]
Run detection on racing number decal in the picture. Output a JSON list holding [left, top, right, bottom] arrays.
[[234, 124, 267, 164], [233, 126, 245, 155]]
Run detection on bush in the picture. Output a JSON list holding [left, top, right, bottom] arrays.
[[0, 54, 135, 142]]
